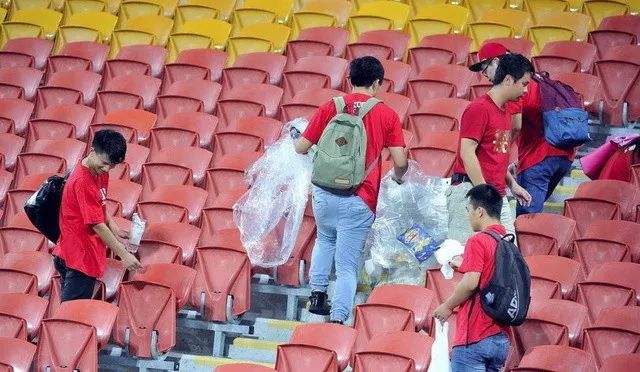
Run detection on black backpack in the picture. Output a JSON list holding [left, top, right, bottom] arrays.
[[479, 231, 531, 326], [24, 174, 68, 243]]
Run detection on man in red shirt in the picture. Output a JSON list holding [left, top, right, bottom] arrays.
[[53, 129, 142, 302], [447, 54, 533, 245], [295, 56, 408, 323], [434, 184, 510, 372]]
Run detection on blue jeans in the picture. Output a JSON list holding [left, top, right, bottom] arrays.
[[451, 333, 510, 372], [516, 156, 572, 216], [309, 186, 375, 322]]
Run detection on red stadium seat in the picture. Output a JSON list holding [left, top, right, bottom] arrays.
[[2, 189, 38, 227], [106, 179, 142, 219], [275, 210, 316, 286], [102, 74, 161, 110], [101, 108, 157, 144], [0, 169, 13, 205], [556, 72, 602, 114], [211, 131, 263, 166], [282, 56, 349, 101], [199, 190, 246, 244], [157, 79, 221, 118], [366, 284, 435, 331], [41, 70, 102, 109], [48, 41, 109, 74], [0, 268, 37, 295], [532, 40, 597, 77], [375, 91, 410, 124], [379, 59, 410, 94], [149, 146, 213, 185], [409, 131, 459, 177], [0, 293, 47, 340], [426, 268, 463, 304], [94, 90, 142, 124], [515, 213, 577, 257], [0, 51, 33, 69], [143, 222, 201, 267], [526, 255, 583, 300], [0, 133, 25, 171], [285, 27, 349, 70], [408, 98, 469, 141], [139, 184, 208, 224], [0, 227, 48, 255], [111, 142, 149, 181], [0, 67, 43, 101], [280, 88, 345, 122], [573, 220, 640, 276], [2, 37, 53, 70], [136, 239, 182, 266], [593, 58, 640, 126], [12, 153, 65, 194], [165, 48, 227, 84], [358, 30, 409, 61], [140, 162, 193, 199], [160, 111, 218, 149], [205, 152, 260, 203], [599, 15, 640, 39], [354, 331, 433, 372], [222, 52, 287, 90], [228, 116, 283, 145], [26, 119, 77, 150], [415, 33, 471, 68], [603, 44, 640, 64], [0, 252, 54, 295], [582, 306, 640, 370], [37, 103, 95, 140], [601, 354, 640, 372], [408, 64, 474, 113], [216, 83, 284, 129], [510, 345, 596, 372], [0, 336, 36, 372], [0, 98, 33, 135], [107, 44, 167, 79], [149, 127, 199, 153], [52, 299, 118, 349], [30, 138, 85, 169]]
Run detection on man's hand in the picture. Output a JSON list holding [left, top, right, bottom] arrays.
[[450, 255, 463, 270], [115, 228, 129, 240], [120, 250, 142, 271], [511, 183, 532, 207], [433, 303, 453, 323]]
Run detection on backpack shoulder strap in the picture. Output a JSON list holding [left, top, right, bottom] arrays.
[[357, 97, 381, 118], [481, 230, 503, 241], [333, 96, 346, 114]]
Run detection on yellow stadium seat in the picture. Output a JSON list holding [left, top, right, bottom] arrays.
[[117, 1, 163, 28], [523, 0, 569, 24], [8, 0, 51, 18], [110, 28, 155, 57], [241, 0, 294, 24], [348, 1, 411, 42], [66, 11, 118, 41], [148, 0, 178, 17], [0, 22, 42, 48], [125, 15, 174, 46], [627, 0, 640, 14], [408, 5, 470, 46], [105, 0, 122, 14], [534, 11, 590, 39], [227, 36, 271, 66], [64, 0, 107, 20], [177, 19, 232, 50], [291, 12, 336, 39], [467, 22, 514, 51], [583, 0, 629, 28], [295, 0, 352, 27], [184, 0, 236, 21], [227, 23, 291, 65], [173, 4, 218, 31], [565, 0, 585, 11], [231, 8, 277, 35], [0, 8, 7, 22], [11, 8, 62, 39], [409, 0, 450, 14], [481, 9, 531, 37], [53, 25, 101, 52], [167, 32, 213, 62], [466, 0, 509, 21]]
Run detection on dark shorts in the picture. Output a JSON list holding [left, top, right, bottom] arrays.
[[53, 256, 97, 302]]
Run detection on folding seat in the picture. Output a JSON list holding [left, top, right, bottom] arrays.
[[173, 4, 219, 31], [532, 41, 597, 78], [25, 119, 78, 151], [0, 291, 47, 341], [556, 72, 602, 114], [347, 30, 410, 62], [376, 91, 410, 125], [523, 0, 570, 24], [190, 242, 251, 322], [514, 212, 576, 257], [407, 64, 474, 113], [205, 152, 261, 203], [175, 18, 232, 52], [104, 178, 142, 219], [163, 48, 227, 86], [199, 190, 247, 244], [149, 146, 212, 185], [407, 36, 470, 80], [7, 0, 51, 13], [593, 58, 640, 126], [0, 337, 36, 372], [149, 127, 199, 155], [101, 108, 157, 144], [526, 255, 583, 300], [240, 0, 293, 25], [1, 37, 52, 70], [0, 133, 25, 171], [347, 1, 411, 43], [37, 299, 119, 371], [227, 23, 291, 66], [108, 28, 155, 60], [142, 222, 201, 266], [41, 70, 102, 109], [228, 116, 283, 145], [113, 263, 196, 357], [480, 9, 531, 39], [0, 98, 32, 135], [354, 331, 434, 372], [47, 41, 109, 76], [510, 344, 596, 372], [280, 88, 345, 122], [217, 364, 276, 372], [63, 0, 107, 19], [2, 188, 38, 227], [0, 67, 43, 101], [573, 220, 640, 276], [117, 0, 164, 28], [582, 306, 640, 370], [564, 180, 639, 236], [104, 45, 168, 86], [290, 0, 352, 40], [0, 23, 43, 50], [408, 131, 459, 177], [0, 251, 55, 295], [276, 323, 357, 372], [576, 261, 640, 323], [0, 170, 13, 204], [285, 27, 349, 71], [160, 111, 218, 149], [65, 11, 118, 42], [591, 15, 639, 58], [134, 239, 183, 266], [156, 80, 222, 119], [0, 48, 34, 69], [30, 138, 86, 170], [407, 5, 470, 47], [166, 33, 214, 65], [583, 0, 629, 28], [221, 52, 287, 92], [52, 25, 101, 56], [37, 103, 95, 140], [375, 60, 410, 95], [282, 56, 348, 102], [125, 15, 174, 48], [599, 14, 640, 36], [101, 74, 161, 111], [12, 153, 65, 193], [231, 5, 277, 34], [408, 98, 469, 141], [601, 354, 640, 372], [480, 37, 535, 59], [603, 44, 640, 64], [216, 83, 284, 129], [11, 9, 62, 39], [139, 184, 208, 224], [528, 12, 590, 54], [112, 142, 149, 182]]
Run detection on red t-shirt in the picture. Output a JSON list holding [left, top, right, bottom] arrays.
[[510, 79, 577, 173], [303, 93, 405, 212], [454, 224, 509, 347], [452, 94, 512, 196], [53, 164, 109, 278]]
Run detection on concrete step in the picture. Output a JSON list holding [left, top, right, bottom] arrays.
[[252, 317, 302, 343], [547, 184, 577, 203], [227, 337, 280, 364]]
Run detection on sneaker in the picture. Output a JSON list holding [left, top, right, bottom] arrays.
[[308, 290, 330, 316]]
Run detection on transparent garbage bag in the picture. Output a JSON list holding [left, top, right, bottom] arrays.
[[233, 118, 313, 267]]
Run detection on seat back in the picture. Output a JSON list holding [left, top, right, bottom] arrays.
[[141, 162, 193, 199], [143, 222, 201, 266], [143, 184, 208, 224], [354, 331, 433, 372], [0, 98, 33, 135], [366, 284, 435, 331], [0, 292, 47, 340], [53, 299, 118, 349], [511, 344, 596, 372], [0, 336, 36, 372], [149, 145, 212, 185], [408, 131, 459, 177], [353, 303, 416, 360], [0, 252, 54, 295], [36, 319, 98, 371], [526, 255, 582, 300], [515, 213, 576, 257], [601, 354, 640, 372]]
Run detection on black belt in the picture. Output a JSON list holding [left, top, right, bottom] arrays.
[[451, 173, 472, 184]]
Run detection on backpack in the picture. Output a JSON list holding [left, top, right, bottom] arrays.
[[24, 173, 68, 243], [479, 230, 531, 326], [311, 96, 380, 193], [534, 71, 591, 149]]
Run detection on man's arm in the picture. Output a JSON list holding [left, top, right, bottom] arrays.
[[388, 146, 408, 183], [93, 223, 141, 271], [433, 272, 481, 322], [511, 113, 522, 140], [295, 137, 313, 154], [460, 138, 485, 186], [506, 170, 532, 207], [106, 214, 128, 239]]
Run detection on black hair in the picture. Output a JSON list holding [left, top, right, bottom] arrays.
[[493, 53, 534, 86], [349, 56, 385, 88], [466, 184, 503, 219], [92, 129, 126, 164]]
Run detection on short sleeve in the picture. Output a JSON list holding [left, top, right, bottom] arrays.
[[302, 100, 337, 145], [384, 108, 405, 148], [506, 98, 523, 115], [75, 179, 105, 226], [459, 102, 489, 143], [458, 236, 485, 274]]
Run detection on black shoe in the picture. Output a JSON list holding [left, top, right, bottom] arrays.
[[329, 320, 343, 325], [308, 290, 330, 316]]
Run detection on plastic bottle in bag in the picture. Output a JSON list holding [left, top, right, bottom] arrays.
[[128, 212, 146, 252]]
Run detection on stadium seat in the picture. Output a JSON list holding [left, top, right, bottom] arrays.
[[576, 261, 640, 323], [166, 32, 214, 64], [140, 162, 193, 200], [347, 1, 411, 42], [148, 145, 212, 186], [573, 220, 640, 276], [117, 0, 164, 28], [30, 138, 85, 170], [160, 111, 218, 148], [0, 251, 54, 295], [101, 73, 161, 110], [603, 44, 640, 66], [222, 52, 287, 91], [407, 64, 474, 113], [101, 108, 157, 144], [0, 22, 43, 50], [0, 170, 13, 205], [510, 344, 596, 372], [12, 153, 65, 192], [216, 83, 284, 128], [199, 190, 246, 244], [38, 103, 94, 140], [37, 70, 101, 114], [466, 0, 509, 22], [532, 40, 597, 77], [280, 88, 345, 122], [601, 354, 640, 372], [366, 284, 435, 331], [285, 27, 349, 70], [0, 133, 25, 170], [136, 239, 183, 266], [526, 255, 583, 300], [25, 119, 77, 149], [149, 127, 199, 153], [158, 79, 221, 115], [231, 5, 276, 34], [523, 0, 569, 23], [408, 98, 469, 141], [351, 30, 410, 61], [125, 14, 174, 47], [104, 45, 168, 84], [63, 0, 107, 19], [408, 131, 459, 177], [228, 116, 283, 145], [227, 23, 291, 65], [52, 24, 101, 55], [139, 184, 208, 224], [376, 91, 410, 124], [467, 20, 514, 52], [0, 66, 43, 101], [0, 46, 36, 69], [142, 222, 201, 266], [211, 131, 263, 166], [94, 90, 145, 124], [106, 179, 142, 219], [408, 5, 469, 46], [0, 98, 33, 135], [556, 72, 602, 114], [114, 263, 196, 357], [378, 59, 411, 94], [528, 12, 590, 54], [582, 306, 640, 370], [290, 1, 347, 40], [0, 336, 36, 372], [564, 180, 639, 236], [65, 11, 117, 43], [589, 30, 637, 60], [583, 0, 629, 29], [204, 151, 260, 203], [88, 123, 138, 145], [108, 29, 154, 59], [175, 18, 231, 51], [425, 268, 463, 305], [173, 4, 219, 31], [3, 189, 39, 227], [407, 35, 471, 79], [47, 40, 109, 76], [282, 55, 348, 101], [354, 331, 433, 372], [163, 48, 227, 87], [112, 142, 149, 181], [1, 38, 52, 70], [593, 57, 640, 126], [276, 323, 357, 372], [478, 37, 534, 60], [11, 8, 62, 39], [0, 292, 47, 340], [52, 299, 118, 348], [515, 213, 577, 257]]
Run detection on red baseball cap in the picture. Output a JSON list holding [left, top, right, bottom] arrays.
[[469, 42, 509, 72]]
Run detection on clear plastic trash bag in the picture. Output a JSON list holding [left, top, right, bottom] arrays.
[[233, 118, 313, 267]]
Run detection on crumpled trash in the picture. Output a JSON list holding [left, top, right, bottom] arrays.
[[435, 239, 465, 280]]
